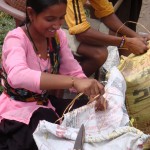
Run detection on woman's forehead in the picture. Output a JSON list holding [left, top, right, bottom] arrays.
[[36, 3, 66, 16]]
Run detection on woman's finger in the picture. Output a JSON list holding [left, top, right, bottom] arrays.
[[95, 96, 107, 111]]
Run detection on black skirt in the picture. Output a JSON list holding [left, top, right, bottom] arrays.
[[0, 96, 88, 150], [0, 107, 58, 150]]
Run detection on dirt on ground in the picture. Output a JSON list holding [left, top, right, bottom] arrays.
[[137, 0, 150, 33]]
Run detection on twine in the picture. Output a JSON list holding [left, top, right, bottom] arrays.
[[55, 91, 123, 130], [116, 21, 150, 37], [55, 93, 106, 123], [116, 21, 150, 53], [55, 92, 83, 123]]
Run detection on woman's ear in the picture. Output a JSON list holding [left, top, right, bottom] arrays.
[[26, 7, 35, 22]]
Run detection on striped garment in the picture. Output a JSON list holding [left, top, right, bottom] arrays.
[[65, 0, 114, 34]]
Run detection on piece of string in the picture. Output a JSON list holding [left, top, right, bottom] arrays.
[[56, 90, 126, 133], [55, 92, 84, 123], [116, 21, 150, 37], [55, 90, 123, 121], [55, 92, 102, 123]]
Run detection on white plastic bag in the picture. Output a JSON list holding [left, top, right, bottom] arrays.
[[33, 67, 150, 150], [103, 46, 120, 72], [62, 66, 128, 135]]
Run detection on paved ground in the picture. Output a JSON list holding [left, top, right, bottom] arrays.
[[137, 0, 150, 33]]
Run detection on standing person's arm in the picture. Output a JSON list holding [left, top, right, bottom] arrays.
[[101, 13, 140, 38], [65, 0, 90, 34], [65, 0, 122, 46], [65, 0, 148, 54]]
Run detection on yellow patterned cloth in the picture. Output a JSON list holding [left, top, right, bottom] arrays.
[[5, 0, 26, 12], [65, 0, 114, 34], [118, 41, 150, 134]]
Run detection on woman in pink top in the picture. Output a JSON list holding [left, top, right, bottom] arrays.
[[0, 0, 105, 149]]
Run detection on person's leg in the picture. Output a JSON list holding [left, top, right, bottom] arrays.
[[110, 0, 142, 31], [110, 0, 131, 26], [0, 119, 38, 150], [76, 43, 108, 77], [129, 0, 142, 31], [0, 108, 58, 150]]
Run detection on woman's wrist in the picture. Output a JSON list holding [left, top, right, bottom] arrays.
[[69, 77, 79, 93]]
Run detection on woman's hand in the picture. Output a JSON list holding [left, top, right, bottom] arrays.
[[125, 37, 148, 55], [73, 78, 107, 111], [95, 95, 107, 111], [73, 78, 104, 97]]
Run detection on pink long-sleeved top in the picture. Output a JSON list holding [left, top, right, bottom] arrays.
[[0, 27, 86, 124]]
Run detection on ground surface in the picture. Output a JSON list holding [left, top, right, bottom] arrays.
[[137, 0, 150, 33]]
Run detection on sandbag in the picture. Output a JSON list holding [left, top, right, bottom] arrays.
[[118, 42, 150, 134]]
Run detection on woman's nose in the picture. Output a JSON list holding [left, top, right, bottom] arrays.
[[52, 20, 62, 30], [52, 24, 60, 30]]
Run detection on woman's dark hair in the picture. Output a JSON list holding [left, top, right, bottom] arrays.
[[26, 0, 67, 23]]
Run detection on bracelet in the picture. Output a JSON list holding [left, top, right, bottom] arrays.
[[118, 35, 126, 48]]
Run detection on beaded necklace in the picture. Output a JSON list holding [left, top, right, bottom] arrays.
[[25, 24, 60, 74], [0, 25, 61, 106], [25, 24, 50, 72]]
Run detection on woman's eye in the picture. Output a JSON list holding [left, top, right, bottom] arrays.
[[60, 16, 65, 20], [46, 18, 56, 22], [46, 16, 65, 22]]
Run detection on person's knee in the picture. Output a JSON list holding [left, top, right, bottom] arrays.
[[77, 44, 108, 66], [75, 33, 84, 42], [92, 47, 108, 64]]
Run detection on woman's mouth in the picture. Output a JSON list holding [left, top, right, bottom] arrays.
[[49, 30, 55, 33]]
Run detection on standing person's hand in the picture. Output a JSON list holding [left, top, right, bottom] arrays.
[[144, 34, 150, 42], [125, 37, 148, 54], [138, 32, 150, 41]]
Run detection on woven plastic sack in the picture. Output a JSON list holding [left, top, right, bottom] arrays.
[[33, 67, 150, 149], [118, 42, 150, 134], [61, 67, 128, 133], [33, 120, 150, 150], [5, 0, 26, 12]]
